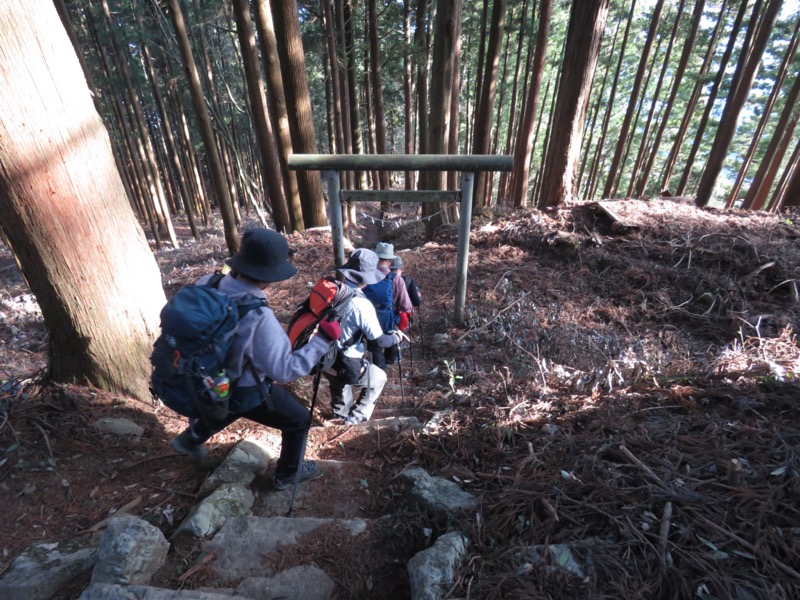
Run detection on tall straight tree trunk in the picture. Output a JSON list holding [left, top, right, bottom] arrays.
[[498, 0, 530, 203], [534, 68, 560, 203], [254, 0, 305, 232], [367, 0, 389, 193], [616, 29, 666, 197], [136, 11, 199, 239], [626, 0, 685, 197], [660, 0, 727, 191], [0, 0, 165, 400], [403, 0, 415, 190], [742, 73, 800, 209], [322, 0, 346, 159], [85, 10, 160, 246], [363, 40, 379, 190], [342, 0, 368, 191], [675, 0, 749, 195], [421, 0, 460, 237], [168, 0, 239, 254], [471, 0, 506, 213], [635, 0, 706, 197], [414, 0, 430, 155], [270, 0, 327, 227], [578, 16, 621, 198], [446, 6, 463, 196], [510, 0, 552, 207], [538, 0, 609, 208], [233, 0, 291, 233], [750, 117, 798, 210], [100, 0, 179, 249], [472, 0, 490, 145], [586, 0, 637, 200], [725, 13, 800, 208], [602, 0, 665, 199], [771, 140, 800, 210], [695, 0, 781, 207]]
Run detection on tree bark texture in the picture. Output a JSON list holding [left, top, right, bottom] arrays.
[[233, 0, 292, 233], [602, 0, 664, 199], [471, 0, 506, 213], [0, 0, 165, 400], [422, 0, 461, 235], [167, 0, 239, 254], [510, 0, 552, 208], [635, 0, 705, 197], [695, 0, 781, 207], [538, 0, 609, 208], [270, 0, 327, 227], [675, 0, 750, 196], [254, 0, 305, 232]]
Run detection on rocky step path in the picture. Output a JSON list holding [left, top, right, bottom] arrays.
[[0, 361, 476, 600]]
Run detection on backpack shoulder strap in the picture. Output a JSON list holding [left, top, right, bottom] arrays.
[[233, 289, 268, 319], [206, 272, 225, 288]]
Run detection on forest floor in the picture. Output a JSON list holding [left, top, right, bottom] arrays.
[[1, 197, 799, 599]]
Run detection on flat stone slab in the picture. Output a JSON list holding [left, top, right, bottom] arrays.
[[204, 515, 367, 581], [408, 531, 469, 600], [173, 483, 254, 539], [401, 467, 478, 514], [93, 418, 144, 438], [252, 459, 371, 519], [0, 540, 96, 600], [236, 564, 335, 599], [79, 583, 251, 599], [200, 439, 277, 496]]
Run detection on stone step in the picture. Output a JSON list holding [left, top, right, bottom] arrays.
[[203, 515, 368, 583], [252, 459, 376, 519]]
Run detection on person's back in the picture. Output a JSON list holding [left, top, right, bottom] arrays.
[[161, 228, 341, 491], [389, 256, 420, 332]]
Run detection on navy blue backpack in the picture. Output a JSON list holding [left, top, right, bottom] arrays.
[[150, 275, 265, 420], [363, 272, 399, 333]]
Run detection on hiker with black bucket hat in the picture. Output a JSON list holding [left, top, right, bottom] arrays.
[[325, 248, 405, 425], [169, 228, 341, 491]]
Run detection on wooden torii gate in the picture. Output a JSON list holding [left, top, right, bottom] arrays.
[[288, 154, 513, 325]]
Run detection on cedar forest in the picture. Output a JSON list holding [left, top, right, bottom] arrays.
[[0, 1, 799, 599]]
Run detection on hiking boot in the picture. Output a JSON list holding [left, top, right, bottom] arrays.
[[343, 415, 364, 426], [170, 429, 208, 461], [273, 460, 317, 490]]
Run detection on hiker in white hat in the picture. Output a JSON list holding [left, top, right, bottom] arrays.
[[363, 242, 413, 369]]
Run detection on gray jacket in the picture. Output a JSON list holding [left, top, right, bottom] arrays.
[[199, 273, 330, 386]]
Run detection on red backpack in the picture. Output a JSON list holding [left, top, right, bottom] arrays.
[[287, 277, 356, 373]]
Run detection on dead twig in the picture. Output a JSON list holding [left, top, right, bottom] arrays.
[[694, 513, 800, 581], [77, 496, 142, 535], [30, 418, 52, 458], [619, 445, 667, 488], [456, 292, 531, 343], [659, 501, 672, 572], [177, 551, 216, 583]]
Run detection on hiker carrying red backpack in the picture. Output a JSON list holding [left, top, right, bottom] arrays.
[[324, 248, 405, 425], [160, 228, 340, 491]]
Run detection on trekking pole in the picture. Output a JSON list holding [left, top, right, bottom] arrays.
[[407, 316, 414, 369], [415, 306, 426, 356], [393, 330, 410, 406], [286, 369, 322, 518], [397, 347, 406, 406]]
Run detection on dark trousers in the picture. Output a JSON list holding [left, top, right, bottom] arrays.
[[191, 383, 309, 479], [368, 339, 399, 370]]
